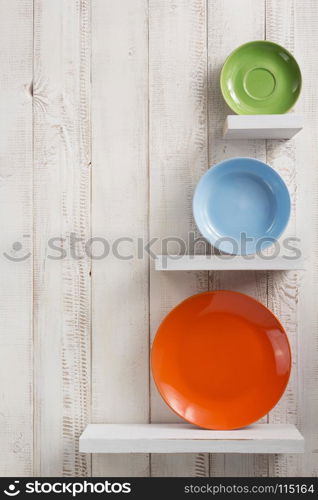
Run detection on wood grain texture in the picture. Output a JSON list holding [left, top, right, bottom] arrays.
[[294, 0, 318, 477], [0, 0, 33, 476], [1, 0, 317, 478], [91, 0, 149, 477], [33, 0, 91, 476], [207, 0, 270, 477], [149, 0, 209, 477], [265, 0, 301, 478]]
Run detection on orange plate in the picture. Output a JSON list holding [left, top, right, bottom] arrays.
[[151, 291, 291, 430]]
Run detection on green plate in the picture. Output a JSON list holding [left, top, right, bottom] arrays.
[[220, 41, 302, 114]]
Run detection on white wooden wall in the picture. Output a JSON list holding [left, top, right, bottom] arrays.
[[0, 0, 317, 477]]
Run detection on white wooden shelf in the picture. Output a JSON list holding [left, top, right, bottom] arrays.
[[79, 423, 304, 454], [155, 255, 306, 271], [223, 114, 303, 140]]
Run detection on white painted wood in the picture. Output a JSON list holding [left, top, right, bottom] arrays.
[[149, 0, 209, 477], [80, 424, 304, 454], [0, 0, 33, 476], [223, 114, 303, 140], [33, 0, 91, 477], [155, 255, 305, 271], [0, 0, 317, 479], [265, 0, 301, 478], [294, 0, 318, 478], [91, 0, 149, 477], [207, 0, 270, 477]]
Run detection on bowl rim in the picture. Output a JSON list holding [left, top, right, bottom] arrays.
[[220, 39, 302, 115], [192, 156, 291, 255]]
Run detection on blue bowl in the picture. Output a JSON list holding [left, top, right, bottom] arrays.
[[193, 157, 291, 255]]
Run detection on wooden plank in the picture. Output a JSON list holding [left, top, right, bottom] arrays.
[[294, 0, 318, 477], [33, 0, 91, 476], [0, 0, 33, 476], [223, 114, 303, 140], [91, 0, 149, 477], [207, 0, 270, 477], [149, 0, 209, 477], [155, 255, 306, 271], [80, 424, 304, 454], [265, 0, 301, 478]]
